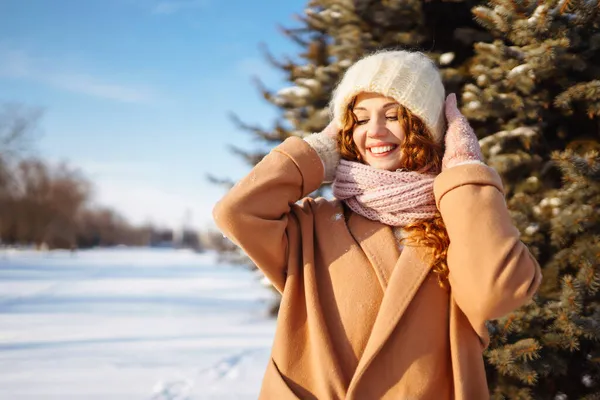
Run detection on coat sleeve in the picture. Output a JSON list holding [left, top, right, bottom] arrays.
[[212, 137, 324, 293], [433, 164, 542, 327]]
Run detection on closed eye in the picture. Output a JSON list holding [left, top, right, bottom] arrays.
[[356, 115, 397, 125]]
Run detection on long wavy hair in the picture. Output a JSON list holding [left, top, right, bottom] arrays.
[[338, 97, 450, 287]]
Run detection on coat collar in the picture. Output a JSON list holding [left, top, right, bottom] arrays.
[[346, 211, 400, 289], [346, 212, 435, 394]]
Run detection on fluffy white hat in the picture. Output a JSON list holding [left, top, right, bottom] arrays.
[[330, 50, 446, 143]]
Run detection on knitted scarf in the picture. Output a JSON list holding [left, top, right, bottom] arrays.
[[332, 159, 438, 226]]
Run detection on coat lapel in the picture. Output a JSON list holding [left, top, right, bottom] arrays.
[[346, 213, 400, 289], [346, 226, 434, 395]]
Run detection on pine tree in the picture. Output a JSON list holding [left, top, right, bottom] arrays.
[[485, 150, 600, 399], [461, 0, 600, 397]]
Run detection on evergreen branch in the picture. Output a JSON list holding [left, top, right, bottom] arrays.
[[498, 0, 519, 13], [228, 113, 289, 145], [490, 386, 534, 400], [205, 174, 235, 190], [301, 8, 328, 33], [228, 113, 270, 138], [562, 275, 584, 313], [249, 75, 274, 103], [512, 338, 542, 362], [226, 145, 267, 167], [555, 80, 600, 118], [504, 314, 517, 333], [578, 250, 600, 296], [559, 0, 574, 14], [473, 6, 505, 33], [301, 36, 329, 65], [525, 4, 551, 33], [552, 149, 600, 181], [277, 25, 309, 48], [259, 43, 295, 72], [486, 340, 540, 385]]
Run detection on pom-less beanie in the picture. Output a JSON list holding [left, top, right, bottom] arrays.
[[330, 50, 446, 144]]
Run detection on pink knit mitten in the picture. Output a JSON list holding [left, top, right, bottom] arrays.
[[441, 93, 484, 171]]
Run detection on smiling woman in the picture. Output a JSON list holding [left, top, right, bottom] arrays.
[[345, 94, 406, 170], [339, 93, 443, 174], [213, 50, 542, 399]]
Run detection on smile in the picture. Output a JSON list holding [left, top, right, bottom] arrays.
[[368, 144, 399, 157]]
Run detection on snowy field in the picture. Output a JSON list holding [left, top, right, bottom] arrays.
[[0, 248, 277, 400]]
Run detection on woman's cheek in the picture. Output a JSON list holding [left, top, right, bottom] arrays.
[[352, 128, 366, 151]]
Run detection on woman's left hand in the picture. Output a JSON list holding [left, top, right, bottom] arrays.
[[441, 93, 483, 171]]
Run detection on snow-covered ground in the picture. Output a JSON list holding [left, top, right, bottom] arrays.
[[0, 248, 277, 400]]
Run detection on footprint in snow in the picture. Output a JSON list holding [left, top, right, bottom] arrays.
[[204, 349, 257, 381], [150, 378, 193, 400]]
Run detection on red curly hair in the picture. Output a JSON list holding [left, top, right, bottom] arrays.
[[338, 97, 450, 287]]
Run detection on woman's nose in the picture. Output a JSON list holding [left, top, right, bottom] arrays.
[[366, 118, 388, 138]]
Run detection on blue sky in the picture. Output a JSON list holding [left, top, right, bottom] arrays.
[[0, 0, 307, 229]]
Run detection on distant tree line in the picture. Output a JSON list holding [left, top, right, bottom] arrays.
[[0, 103, 200, 250]]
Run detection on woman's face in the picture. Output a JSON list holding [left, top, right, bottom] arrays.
[[351, 92, 406, 171]]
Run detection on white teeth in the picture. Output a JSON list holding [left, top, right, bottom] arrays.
[[370, 145, 396, 154]]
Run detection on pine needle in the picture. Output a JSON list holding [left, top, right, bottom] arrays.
[[560, 0, 573, 14], [504, 315, 516, 332]]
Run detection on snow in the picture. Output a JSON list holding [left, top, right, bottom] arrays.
[[339, 59, 352, 68], [490, 144, 502, 156], [297, 78, 320, 91], [476, 75, 488, 86], [525, 224, 540, 235], [508, 64, 530, 78], [277, 86, 310, 99], [549, 198, 562, 207], [528, 5, 548, 25], [540, 197, 561, 208], [0, 248, 277, 399], [479, 127, 537, 148], [465, 100, 482, 110], [439, 52, 455, 66]]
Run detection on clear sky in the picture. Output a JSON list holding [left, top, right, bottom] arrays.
[[0, 0, 307, 230]]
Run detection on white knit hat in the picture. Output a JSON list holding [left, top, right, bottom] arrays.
[[330, 50, 446, 143]]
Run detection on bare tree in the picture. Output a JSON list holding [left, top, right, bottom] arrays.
[[0, 103, 42, 191], [0, 159, 91, 247], [0, 104, 41, 157]]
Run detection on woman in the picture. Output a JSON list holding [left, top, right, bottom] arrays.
[[213, 50, 542, 400]]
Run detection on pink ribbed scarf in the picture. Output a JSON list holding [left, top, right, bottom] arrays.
[[332, 159, 439, 226]]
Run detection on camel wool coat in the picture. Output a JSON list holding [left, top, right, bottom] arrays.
[[213, 137, 542, 400]]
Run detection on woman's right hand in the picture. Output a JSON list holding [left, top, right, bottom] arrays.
[[303, 120, 342, 183], [321, 119, 340, 139]]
